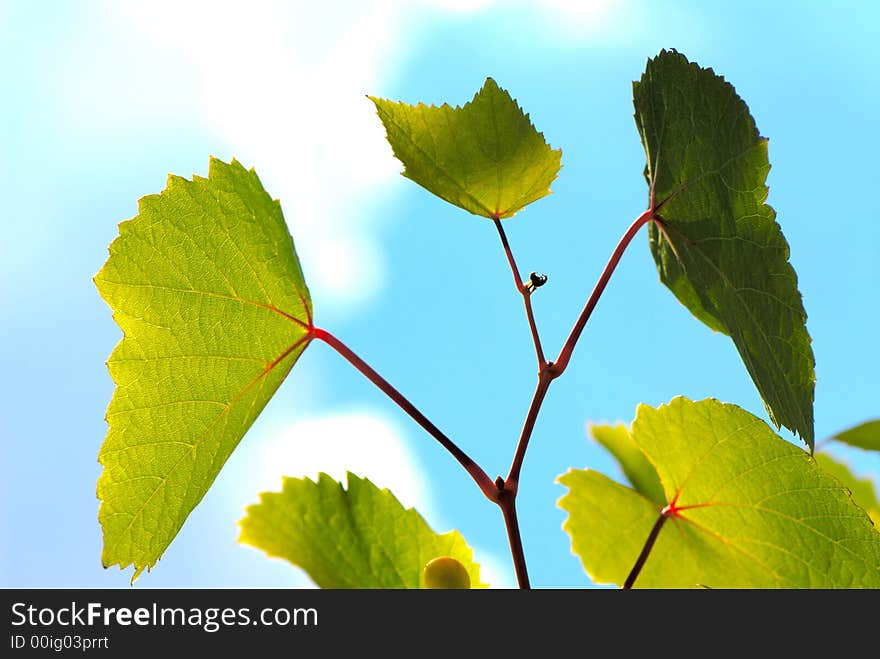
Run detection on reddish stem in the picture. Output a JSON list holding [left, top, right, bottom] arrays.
[[493, 218, 553, 586], [497, 486, 530, 588], [495, 211, 656, 585], [505, 211, 654, 496], [623, 507, 671, 590], [494, 219, 547, 368], [505, 372, 552, 494], [311, 327, 498, 502], [312, 207, 656, 589], [552, 210, 654, 376]]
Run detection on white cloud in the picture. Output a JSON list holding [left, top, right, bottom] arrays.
[[422, 0, 498, 12], [533, 0, 631, 41], [541, 0, 618, 23], [57, 0, 626, 321], [473, 546, 517, 589], [248, 409, 434, 516], [53, 1, 411, 320], [423, 0, 627, 40], [105, 0, 407, 321]]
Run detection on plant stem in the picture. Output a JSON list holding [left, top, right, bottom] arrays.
[[505, 372, 552, 493], [552, 210, 654, 376], [494, 219, 546, 368], [494, 210, 656, 585], [506, 211, 655, 493], [497, 486, 530, 588], [316, 209, 656, 588], [311, 327, 498, 502], [623, 510, 669, 589]]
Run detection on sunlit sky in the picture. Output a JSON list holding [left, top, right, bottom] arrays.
[[2, 0, 879, 588]]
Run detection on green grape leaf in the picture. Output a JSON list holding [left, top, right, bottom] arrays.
[[558, 397, 880, 588], [239, 473, 487, 589], [370, 78, 561, 219], [590, 423, 665, 506], [829, 420, 880, 451], [633, 49, 815, 447], [815, 454, 880, 527], [94, 157, 312, 580]]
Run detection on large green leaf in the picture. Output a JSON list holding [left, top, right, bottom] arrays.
[[815, 453, 880, 527], [559, 397, 880, 588], [829, 420, 880, 451], [633, 50, 815, 447], [590, 423, 665, 506], [94, 157, 312, 580], [239, 473, 487, 589], [370, 78, 561, 219]]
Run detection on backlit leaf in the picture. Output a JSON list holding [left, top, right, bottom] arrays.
[[239, 473, 487, 589], [371, 78, 561, 219], [94, 157, 313, 580], [559, 398, 880, 587], [815, 453, 880, 527], [828, 420, 880, 452], [589, 423, 665, 506]]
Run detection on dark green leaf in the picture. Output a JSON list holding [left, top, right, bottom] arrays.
[[633, 50, 815, 447]]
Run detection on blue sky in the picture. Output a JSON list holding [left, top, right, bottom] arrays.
[[2, 0, 878, 588]]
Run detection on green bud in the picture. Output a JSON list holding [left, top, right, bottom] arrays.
[[423, 556, 471, 589]]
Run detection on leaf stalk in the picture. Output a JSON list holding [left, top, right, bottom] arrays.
[[311, 327, 498, 502]]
